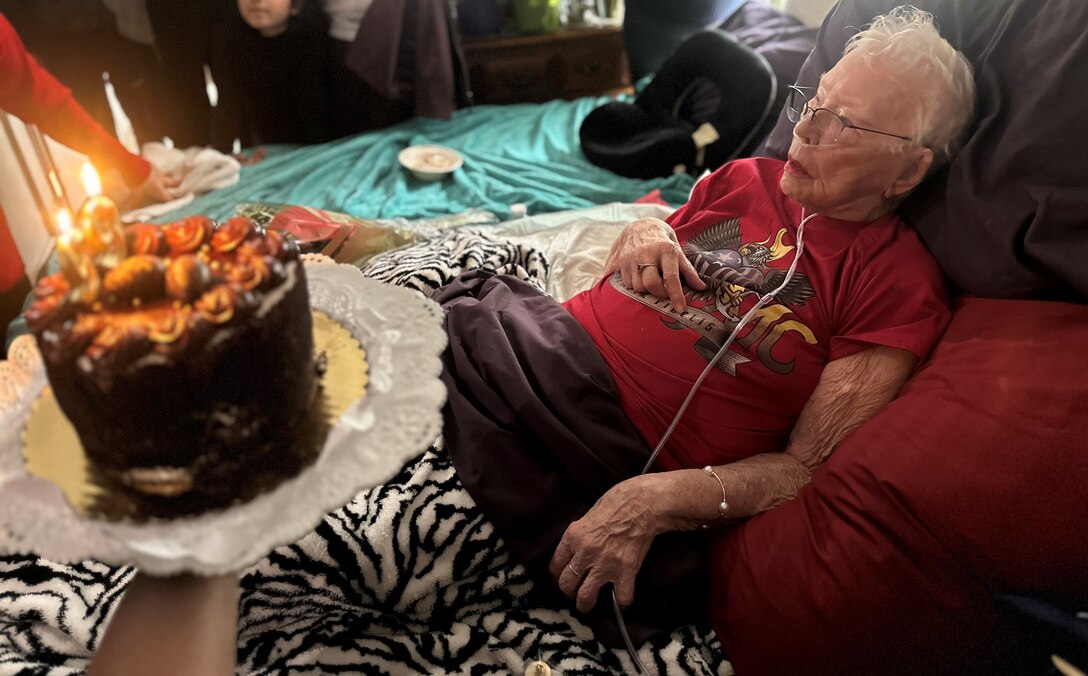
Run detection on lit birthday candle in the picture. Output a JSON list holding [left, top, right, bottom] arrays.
[[77, 163, 127, 269], [54, 207, 100, 303]]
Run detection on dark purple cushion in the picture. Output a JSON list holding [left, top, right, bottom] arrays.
[[762, 0, 1088, 302]]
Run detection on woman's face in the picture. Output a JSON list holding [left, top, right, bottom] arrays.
[[780, 51, 933, 222], [238, 0, 296, 37]]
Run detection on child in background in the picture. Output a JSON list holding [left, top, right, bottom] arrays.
[[209, 0, 335, 151]]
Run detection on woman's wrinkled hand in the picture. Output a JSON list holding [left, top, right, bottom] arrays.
[[547, 476, 662, 613], [604, 217, 706, 311]]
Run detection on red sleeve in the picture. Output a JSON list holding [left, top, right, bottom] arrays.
[[0, 208, 25, 292], [830, 220, 951, 362], [0, 14, 151, 187]]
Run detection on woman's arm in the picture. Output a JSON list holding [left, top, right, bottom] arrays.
[[0, 14, 151, 188], [550, 345, 917, 611], [655, 344, 918, 526], [87, 572, 239, 676]]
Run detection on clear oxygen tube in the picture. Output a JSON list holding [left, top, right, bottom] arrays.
[[613, 209, 817, 673]]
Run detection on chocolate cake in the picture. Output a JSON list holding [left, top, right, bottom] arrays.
[[26, 216, 316, 502]]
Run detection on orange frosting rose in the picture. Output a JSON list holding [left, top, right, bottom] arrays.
[[211, 217, 257, 254], [194, 286, 237, 325], [164, 216, 214, 255]]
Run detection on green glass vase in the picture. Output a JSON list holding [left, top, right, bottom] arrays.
[[512, 0, 561, 34]]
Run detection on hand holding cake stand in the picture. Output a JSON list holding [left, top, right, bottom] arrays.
[[0, 182, 446, 576]]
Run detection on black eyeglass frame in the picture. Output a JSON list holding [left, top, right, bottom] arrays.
[[786, 85, 913, 143]]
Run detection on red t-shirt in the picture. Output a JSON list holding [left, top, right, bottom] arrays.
[[564, 158, 950, 471]]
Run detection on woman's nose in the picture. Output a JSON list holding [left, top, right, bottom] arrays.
[[796, 108, 818, 141], [793, 117, 813, 145], [793, 110, 827, 146]]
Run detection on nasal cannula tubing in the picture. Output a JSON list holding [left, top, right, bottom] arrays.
[[640, 208, 817, 474], [613, 208, 818, 673]]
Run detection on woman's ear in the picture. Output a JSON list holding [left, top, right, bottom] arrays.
[[885, 146, 934, 199]]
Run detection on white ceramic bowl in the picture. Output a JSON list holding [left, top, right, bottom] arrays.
[[398, 145, 463, 182]]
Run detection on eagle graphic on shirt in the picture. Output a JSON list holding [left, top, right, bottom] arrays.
[[610, 216, 818, 375], [683, 217, 815, 320]]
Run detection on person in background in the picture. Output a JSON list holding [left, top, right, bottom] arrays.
[[2, 0, 234, 149], [322, 0, 372, 44], [0, 213, 30, 357], [321, 0, 411, 136], [344, 0, 470, 122], [0, 1, 127, 137], [0, 0, 169, 148], [0, 12, 177, 350], [142, 0, 228, 149], [209, 0, 336, 151], [96, 0, 165, 144]]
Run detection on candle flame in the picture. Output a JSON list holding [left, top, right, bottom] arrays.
[[81, 163, 102, 198], [55, 208, 74, 236]]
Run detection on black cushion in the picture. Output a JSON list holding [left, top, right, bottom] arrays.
[[580, 29, 776, 180]]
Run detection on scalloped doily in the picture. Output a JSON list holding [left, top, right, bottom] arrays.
[[0, 260, 446, 575]]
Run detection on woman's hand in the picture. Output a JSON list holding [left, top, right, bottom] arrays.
[[548, 475, 665, 612], [604, 217, 706, 311]]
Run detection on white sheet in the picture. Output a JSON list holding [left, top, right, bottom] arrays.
[[490, 202, 674, 301]]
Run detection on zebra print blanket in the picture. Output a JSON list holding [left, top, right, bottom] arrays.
[[0, 229, 732, 675]]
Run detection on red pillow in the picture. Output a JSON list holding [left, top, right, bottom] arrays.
[[708, 296, 1088, 674]]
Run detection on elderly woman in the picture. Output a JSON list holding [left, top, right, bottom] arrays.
[[436, 5, 975, 643]]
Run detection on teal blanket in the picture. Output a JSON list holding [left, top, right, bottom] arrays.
[[160, 97, 694, 223]]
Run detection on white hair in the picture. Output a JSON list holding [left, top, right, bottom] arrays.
[[845, 5, 975, 163]]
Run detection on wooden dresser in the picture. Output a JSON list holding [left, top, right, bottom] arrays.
[[462, 26, 632, 105]]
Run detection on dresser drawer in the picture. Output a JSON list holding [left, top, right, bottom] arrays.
[[561, 40, 627, 97], [463, 27, 631, 105], [470, 53, 561, 104]]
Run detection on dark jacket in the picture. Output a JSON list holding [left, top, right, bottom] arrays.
[[209, 2, 333, 151]]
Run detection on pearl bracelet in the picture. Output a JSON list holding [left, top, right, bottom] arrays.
[[702, 465, 730, 527]]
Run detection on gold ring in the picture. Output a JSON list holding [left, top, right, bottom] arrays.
[[637, 263, 656, 270], [567, 563, 583, 577]]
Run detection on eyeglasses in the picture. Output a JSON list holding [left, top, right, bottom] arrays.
[[786, 85, 912, 143]]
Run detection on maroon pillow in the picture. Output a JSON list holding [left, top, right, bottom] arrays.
[[708, 296, 1088, 674]]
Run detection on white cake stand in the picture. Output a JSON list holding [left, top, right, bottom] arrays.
[[0, 259, 447, 575]]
